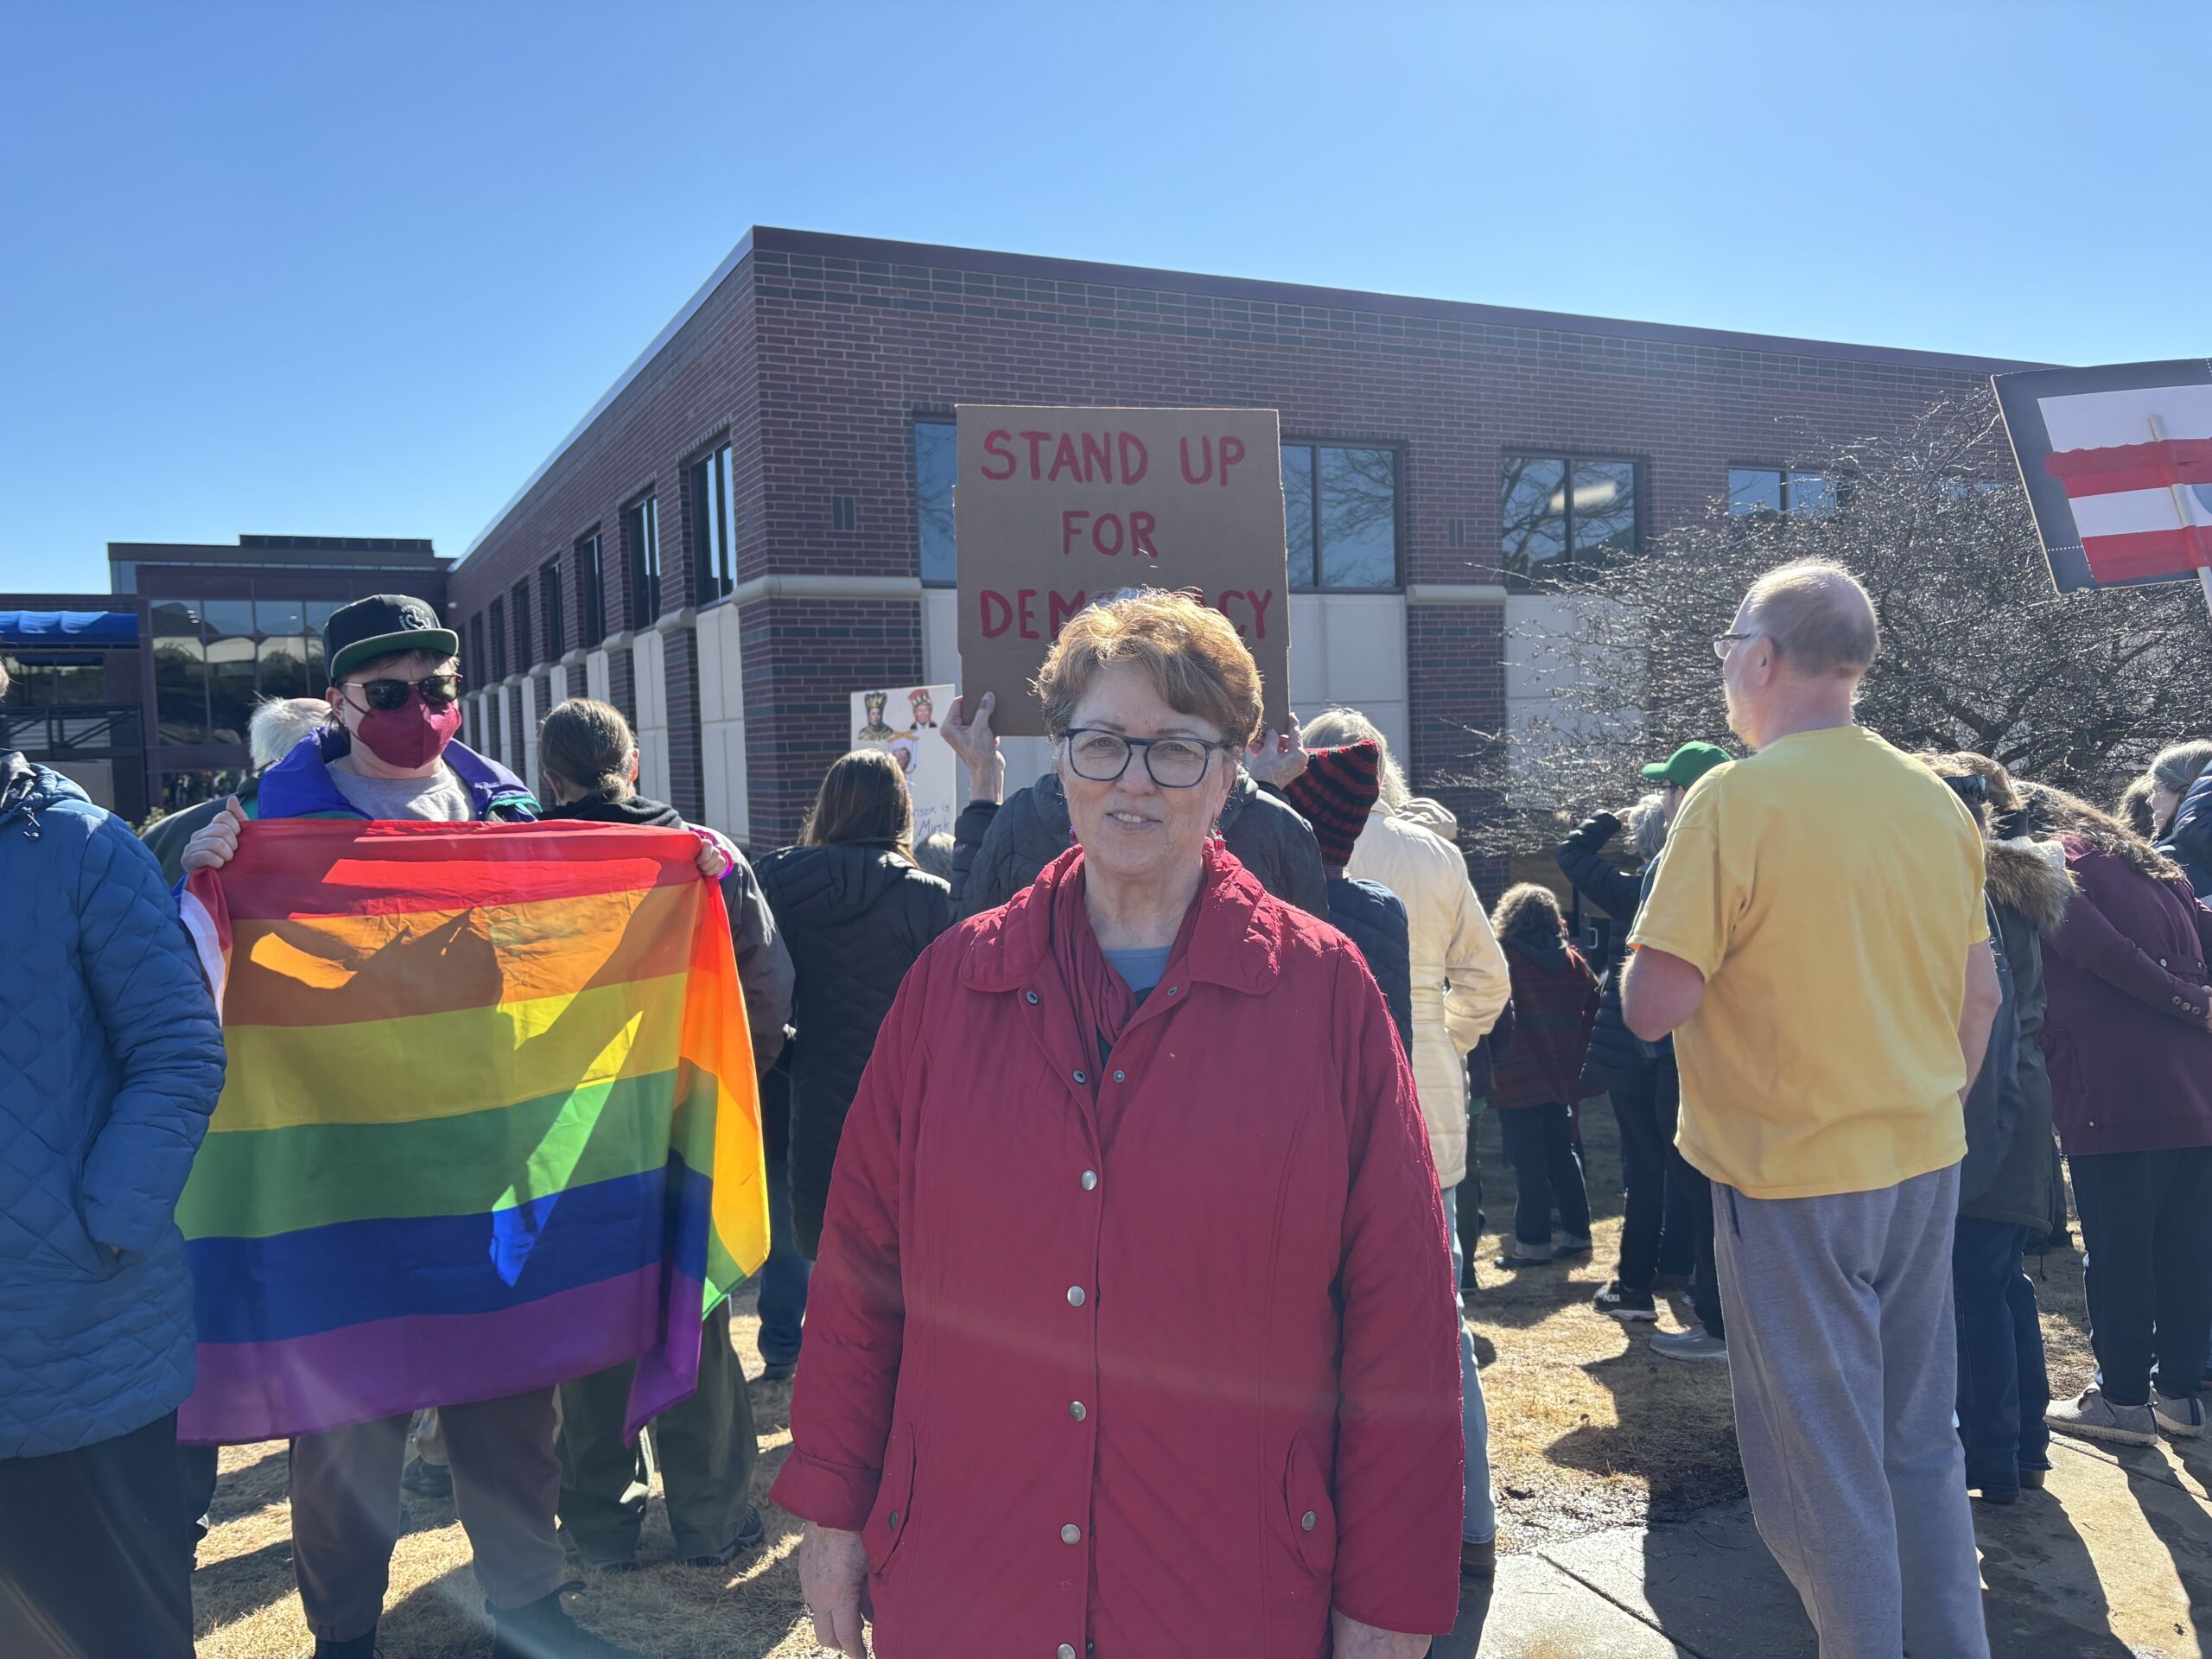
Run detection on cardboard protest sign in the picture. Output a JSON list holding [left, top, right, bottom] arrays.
[[954, 406, 1289, 736], [850, 683, 957, 842], [1993, 360, 2212, 596]]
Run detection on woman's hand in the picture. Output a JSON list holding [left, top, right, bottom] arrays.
[[941, 691, 1006, 805], [181, 798, 247, 873], [798, 1522, 872, 1657], [1244, 715, 1309, 787], [1329, 1608, 1432, 1657], [691, 824, 738, 880]]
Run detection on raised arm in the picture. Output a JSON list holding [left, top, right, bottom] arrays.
[[1554, 812, 1643, 920]]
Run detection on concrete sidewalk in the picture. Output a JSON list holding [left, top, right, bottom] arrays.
[[1440, 1432, 2212, 1658]]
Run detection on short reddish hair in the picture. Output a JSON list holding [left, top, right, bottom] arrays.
[[1033, 589, 1263, 747]]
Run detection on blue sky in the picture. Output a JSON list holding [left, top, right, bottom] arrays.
[[3, 0, 2207, 593]]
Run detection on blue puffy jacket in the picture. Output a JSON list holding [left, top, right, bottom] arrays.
[[2159, 764, 2212, 910], [0, 755, 226, 1458]]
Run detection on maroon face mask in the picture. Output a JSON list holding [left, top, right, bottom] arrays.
[[353, 693, 462, 769]]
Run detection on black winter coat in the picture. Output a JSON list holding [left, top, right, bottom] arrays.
[[1962, 837, 2074, 1235], [1325, 874, 1414, 1050], [1555, 812, 1659, 1090], [755, 843, 954, 1256]]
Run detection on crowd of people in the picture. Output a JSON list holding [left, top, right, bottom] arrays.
[[3, 567, 2210, 1659]]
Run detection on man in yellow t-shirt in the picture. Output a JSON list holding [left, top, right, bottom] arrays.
[[1624, 560, 2002, 1659]]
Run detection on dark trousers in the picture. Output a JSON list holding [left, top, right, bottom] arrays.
[[558, 1300, 756, 1563], [2069, 1147, 2212, 1407], [1655, 1061, 1694, 1277], [1498, 1102, 1591, 1252], [1653, 1056, 1725, 1338], [0, 1412, 194, 1659], [757, 1157, 810, 1369], [1952, 1217, 2051, 1494], [292, 1389, 567, 1641], [180, 1440, 219, 1547], [1609, 1070, 1673, 1291]]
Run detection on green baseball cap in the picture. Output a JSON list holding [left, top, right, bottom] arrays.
[[1642, 741, 1732, 791], [324, 594, 461, 683]]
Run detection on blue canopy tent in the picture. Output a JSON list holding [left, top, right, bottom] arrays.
[[0, 610, 139, 647]]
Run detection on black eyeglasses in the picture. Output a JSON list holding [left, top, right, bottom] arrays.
[[340, 673, 464, 711], [1062, 728, 1228, 789], [1712, 632, 1756, 661]]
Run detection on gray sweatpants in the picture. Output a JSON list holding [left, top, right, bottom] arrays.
[[1713, 1162, 1988, 1659]]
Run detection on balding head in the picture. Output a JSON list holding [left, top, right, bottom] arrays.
[[1741, 560, 1878, 680]]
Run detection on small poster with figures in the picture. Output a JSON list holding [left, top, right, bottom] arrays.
[[849, 683, 958, 843]]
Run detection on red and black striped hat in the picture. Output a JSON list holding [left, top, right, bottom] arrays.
[[1283, 741, 1382, 869]]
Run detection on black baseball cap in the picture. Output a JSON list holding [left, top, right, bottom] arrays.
[[324, 594, 461, 682]]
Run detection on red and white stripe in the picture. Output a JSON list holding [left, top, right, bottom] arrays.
[[2037, 382, 2212, 581], [179, 874, 232, 1012]]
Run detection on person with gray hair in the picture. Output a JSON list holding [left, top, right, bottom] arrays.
[[1623, 559, 2002, 1657], [139, 696, 329, 886]]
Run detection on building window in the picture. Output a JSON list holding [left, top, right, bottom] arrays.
[[541, 557, 565, 659], [509, 577, 532, 673], [576, 530, 605, 645], [626, 494, 661, 627], [831, 493, 856, 532], [914, 420, 957, 585], [489, 598, 509, 680], [1729, 467, 1837, 518], [689, 444, 736, 604], [468, 615, 488, 686], [1500, 454, 1640, 579], [1282, 442, 1399, 589]]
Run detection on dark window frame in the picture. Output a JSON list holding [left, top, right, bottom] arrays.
[[624, 493, 661, 629], [1499, 451, 1645, 582], [575, 528, 605, 645], [913, 417, 957, 588], [1280, 439, 1404, 593], [540, 556, 565, 659], [488, 597, 510, 681], [1728, 464, 1839, 518], [510, 576, 532, 674], [687, 442, 737, 606]]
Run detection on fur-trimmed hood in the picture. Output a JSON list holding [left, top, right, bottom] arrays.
[[1986, 836, 2075, 933]]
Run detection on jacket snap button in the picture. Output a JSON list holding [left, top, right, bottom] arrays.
[[1112, 1070, 1125, 1084], [1067, 1286, 1085, 1306], [1072, 1070, 1087, 1085], [1070, 1400, 1087, 1421], [1061, 1523, 1083, 1544], [1081, 1170, 1098, 1191], [1165, 986, 1179, 997], [888, 1510, 899, 1528], [1059, 1646, 1077, 1659], [1027, 991, 1040, 1006], [1300, 1510, 1317, 1531]]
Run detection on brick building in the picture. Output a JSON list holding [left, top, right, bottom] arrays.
[[449, 227, 2024, 885]]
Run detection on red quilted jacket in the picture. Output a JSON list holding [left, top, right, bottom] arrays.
[[771, 845, 1465, 1657]]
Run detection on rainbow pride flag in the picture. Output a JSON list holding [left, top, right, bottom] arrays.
[[174, 819, 766, 1445]]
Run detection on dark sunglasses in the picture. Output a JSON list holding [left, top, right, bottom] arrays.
[[340, 672, 464, 712]]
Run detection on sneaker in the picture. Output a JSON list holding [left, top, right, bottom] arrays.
[[1651, 1327, 1729, 1363], [1593, 1281, 1658, 1322], [1494, 1247, 1557, 1269], [2046, 1387, 2158, 1446], [2019, 1465, 2050, 1491], [1554, 1234, 1594, 1258], [490, 1589, 644, 1659], [757, 1360, 797, 1383], [2154, 1389, 2205, 1439], [401, 1456, 453, 1500], [681, 1506, 766, 1570], [1460, 1536, 1496, 1578]]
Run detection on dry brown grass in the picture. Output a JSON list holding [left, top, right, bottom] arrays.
[[191, 1104, 2097, 1656]]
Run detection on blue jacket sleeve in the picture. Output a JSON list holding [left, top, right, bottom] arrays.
[[2160, 766, 2212, 909], [73, 820, 227, 1255]]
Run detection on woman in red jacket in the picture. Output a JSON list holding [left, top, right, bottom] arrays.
[[772, 590, 1465, 1659]]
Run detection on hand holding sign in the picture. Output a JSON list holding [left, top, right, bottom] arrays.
[[956, 406, 1290, 735]]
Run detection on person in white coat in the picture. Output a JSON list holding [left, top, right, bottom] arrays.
[[1301, 708, 1510, 1576]]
